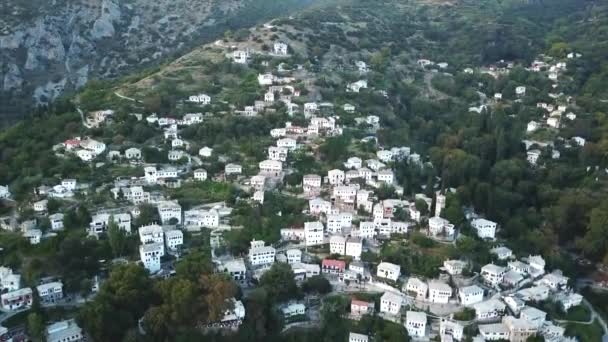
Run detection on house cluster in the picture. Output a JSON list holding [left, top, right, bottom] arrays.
[[60, 137, 106, 162], [138, 223, 183, 273], [1, 267, 65, 311]]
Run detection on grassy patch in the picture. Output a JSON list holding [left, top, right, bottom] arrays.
[[556, 305, 591, 322], [565, 319, 604, 342]]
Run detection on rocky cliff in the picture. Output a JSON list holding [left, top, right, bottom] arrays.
[[0, 0, 312, 123]]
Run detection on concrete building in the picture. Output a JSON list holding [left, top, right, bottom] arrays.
[[304, 221, 324, 246], [46, 319, 84, 342], [140, 242, 164, 273], [376, 262, 400, 282], [471, 218, 497, 239], [459, 285, 484, 306], [406, 311, 427, 337], [380, 292, 403, 315], [405, 277, 428, 300], [428, 280, 452, 304], [36, 281, 63, 304], [248, 240, 276, 267]]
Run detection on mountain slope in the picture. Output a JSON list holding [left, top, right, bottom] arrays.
[[0, 0, 316, 124]]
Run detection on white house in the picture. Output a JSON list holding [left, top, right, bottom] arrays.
[[304, 221, 324, 246], [258, 73, 275, 86], [139, 224, 164, 244], [24, 229, 42, 244], [527, 255, 546, 277], [380, 292, 403, 315], [347, 80, 368, 93], [440, 319, 464, 341], [282, 303, 305, 318], [164, 229, 183, 250], [36, 281, 63, 304], [232, 50, 250, 64], [193, 169, 208, 181], [508, 261, 530, 275], [344, 157, 363, 169], [491, 246, 513, 260], [1, 288, 33, 311], [309, 198, 332, 216], [248, 240, 276, 267], [428, 216, 455, 237], [520, 306, 547, 329], [188, 93, 211, 104], [405, 277, 428, 300], [259, 159, 283, 176], [125, 147, 142, 160], [326, 212, 352, 234], [0, 267, 21, 292], [527, 150, 542, 166], [349, 332, 369, 342], [471, 218, 497, 239], [157, 201, 182, 224], [526, 121, 539, 133], [515, 86, 526, 96], [273, 42, 288, 55], [428, 280, 452, 304], [253, 191, 264, 204], [547, 116, 560, 128], [46, 319, 84, 342], [219, 259, 247, 282], [444, 260, 467, 275], [478, 323, 509, 341], [345, 238, 363, 260], [538, 271, 569, 291], [286, 249, 302, 264], [49, 213, 64, 231], [555, 292, 583, 312], [251, 175, 267, 191], [89, 212, 131, 234], [33, 199, 48, 212], [376, 150, 393, 163], [327, 169, 345, 185], [376, 170, 394, 184], [183, 209, 219, 228], [0, 185, 11, 199], [376, 262, 400, 282], [277, 138, 297, 150], [140, 242, 164, 273], [343, 104, 355, 113], [329, 235, 346, 255], [225, 163, 242, 176], [268, 146, 288, 162], [473, 299, 506, 321], [303, 174, 322, 191], [459, 285, 484, 306], [481, 264, 507, 286], [199, 147, 213, 158], [406, 311, 427, 337]]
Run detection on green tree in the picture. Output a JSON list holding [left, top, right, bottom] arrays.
[[577, 200, 608, 261], [302, 275, 332, 294], [107, 216, 127, 257], [79, 264, 153, 341], [259, 263, 299, 303], [27, 312, 45, 342]]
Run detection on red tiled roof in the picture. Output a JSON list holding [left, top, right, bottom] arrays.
[[322, 259, 346, 269], [351, 299, 370, 307]]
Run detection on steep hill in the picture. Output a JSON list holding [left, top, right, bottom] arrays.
[[0, 0, 317, 124]]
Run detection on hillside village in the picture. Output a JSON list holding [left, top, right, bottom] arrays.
[[0, 1, 608, 341]]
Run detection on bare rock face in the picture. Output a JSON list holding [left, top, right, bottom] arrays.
[[0, 0, 251, 121]]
